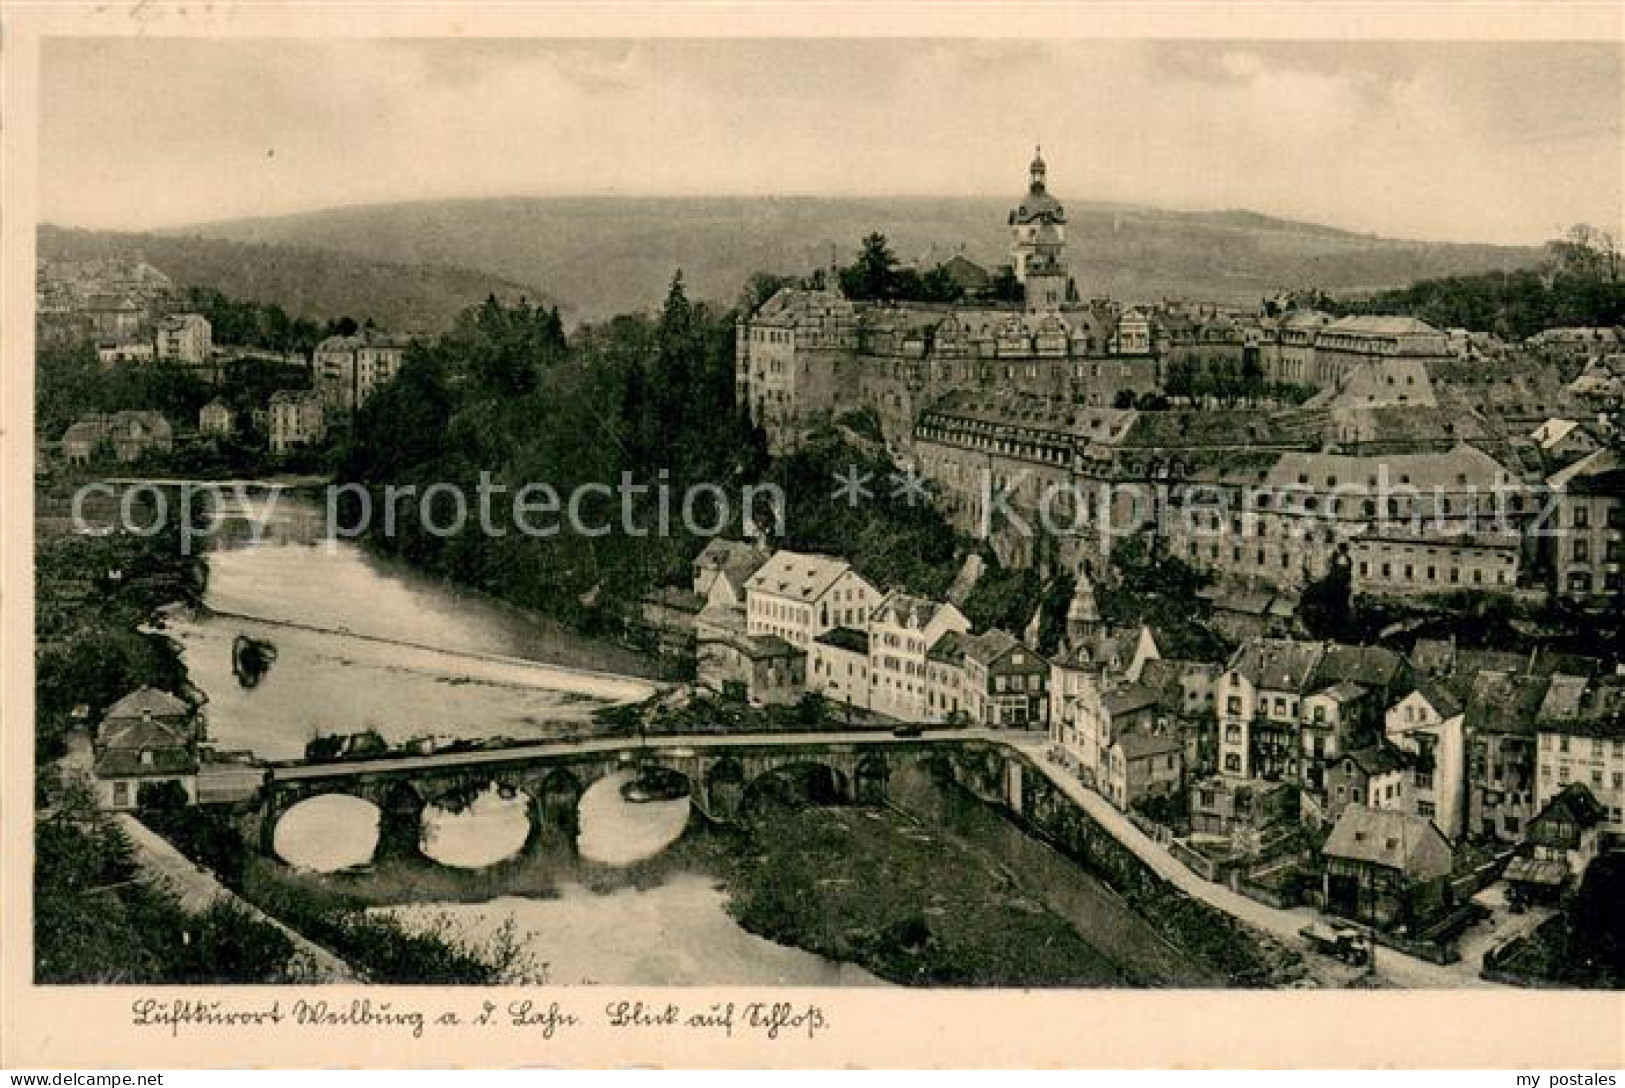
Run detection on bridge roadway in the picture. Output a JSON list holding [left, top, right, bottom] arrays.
[[268, 726, 993, 784]]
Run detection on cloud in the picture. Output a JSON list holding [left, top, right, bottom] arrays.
[[38, 38, 1623, 244]]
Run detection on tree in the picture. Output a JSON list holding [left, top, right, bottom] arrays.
[[1300, 547, 1354, 640], [983, 266, 1024, 305], [920, 264, 965, 304], [839, 233, 900, 301], [741, 272, 797, 312], [136, 780, 190, 818]]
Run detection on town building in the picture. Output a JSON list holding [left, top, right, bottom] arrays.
[[1505, 783, 1607, 903], [1217, 637, 1409, 786], [92, 687, 197, 811], [153, 312, 213, 365], [198, 398, 236, 438], [744, 549, 878, 651], [925, 631, 970, 723], [1297, 681, 1377, 796], [1535, 710, 1625, 836], [1546, 446, 1624, 605], [60, 411, 173, 465], [1188, 775, 1298, 841], [1302, 316, 1454, 387], [314, 330, 410, 410], [1463, 667, 1545, 844], [96, 338, 155, 365], [1325, 743, 1414, 826], [1104, 723, 1184, 814], [692, 539, 771, 613], [960, 628, 1048, 729], [809, 627, 872, 714], [1136, 656, 1221, 775], [1217, 638, 1325, 781], [1385, 684, 1469, 841], [639, 587, 705, 659], [268, 389, 326, 454], [1320, 804, 1455, 929], [866, 590, 969, 721]]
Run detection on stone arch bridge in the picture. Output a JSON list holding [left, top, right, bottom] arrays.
[[258, 730, 1036, 853]]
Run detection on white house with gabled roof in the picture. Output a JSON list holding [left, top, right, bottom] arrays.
[[744, 549, 877, 651]]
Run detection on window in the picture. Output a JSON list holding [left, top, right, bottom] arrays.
[[1418, 801, 1436, 817]]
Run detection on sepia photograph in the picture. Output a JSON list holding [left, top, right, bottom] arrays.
[[5, 3, 1625, 1072]]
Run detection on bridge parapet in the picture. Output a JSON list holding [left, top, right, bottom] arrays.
[[258, 731, 1032, 857]]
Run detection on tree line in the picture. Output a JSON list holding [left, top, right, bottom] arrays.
[[1335, 224, 1624, 340]]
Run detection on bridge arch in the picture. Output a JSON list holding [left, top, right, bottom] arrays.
[[530, 765, 585, 845], [702, 756, 746, 821], [741, 759, 851, 813], [855, 752, 890, 806]]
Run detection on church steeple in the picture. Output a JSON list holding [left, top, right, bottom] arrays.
[[1029, 145, 1047, 193]]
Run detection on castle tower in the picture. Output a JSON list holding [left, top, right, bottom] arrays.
[[1008, 146, 1072, 312]]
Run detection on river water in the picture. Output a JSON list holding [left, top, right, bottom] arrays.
[[168, 488, 659, 762], [174, 485, 880, 986]]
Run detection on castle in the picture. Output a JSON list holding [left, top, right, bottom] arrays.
[[734, 151, 1553, 599]]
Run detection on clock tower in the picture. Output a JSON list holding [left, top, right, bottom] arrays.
[[1008, 147, 1072, 312]]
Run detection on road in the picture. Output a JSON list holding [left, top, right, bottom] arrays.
[[1011, 736, 1507, 989]]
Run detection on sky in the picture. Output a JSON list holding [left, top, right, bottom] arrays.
[[39, 37, 1624, 245]]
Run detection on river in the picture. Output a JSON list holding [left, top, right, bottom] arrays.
[[168, 487, 660, 762], [173, 485, 882, 986]]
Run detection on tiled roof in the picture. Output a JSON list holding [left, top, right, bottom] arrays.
[[1103, 684, 1159, 719], [1549, 446, 1625, 494], [1538, 674, 1592, 721], [745, 550, 851, 603], [1323, 804, 1453, 877], [95, 747, 198, 779], [1343, 743, 1413, 777], [1229, 638, 1324, 694], [1313, 681, 1368, 704], [1407, 681, 1464, 719], [103, 686, 189, 722], [961, 628, 1026, 667], [694, 539, 769, 598], [742, 634, 802, 661], [1531, 783, 1607, 833], [872, 590, 958, 631], [1263, 443, 1510, 493], [101, 717, 188, 753], [1314, 644, 1407, 692], [927, 630, 967, 665], [1462, 669, 1548, 735], [815, 626, 870, 654], [1324, 315, 1444, 338], [1116, 728, 1182, 760]]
